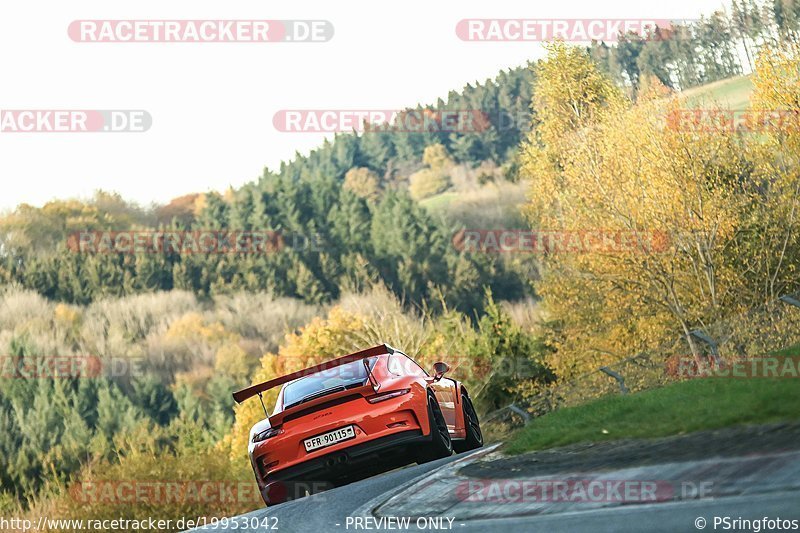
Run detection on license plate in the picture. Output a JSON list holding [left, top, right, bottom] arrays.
[[304, 425, 356, 452]]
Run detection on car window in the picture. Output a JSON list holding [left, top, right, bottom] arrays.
[[282, 358, 376, 408], [399, 354, 428, 377], [387, 354, 407, 376]]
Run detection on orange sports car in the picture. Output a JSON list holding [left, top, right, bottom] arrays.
[[232, 343, 483, 506]]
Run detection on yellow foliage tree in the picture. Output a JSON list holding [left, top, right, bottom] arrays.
[[343, 167, 381, 202], [223, 307, 366, 462], [214, 343, 250, 381], [409, 144, 455, 200], [165, 312, 227, 344], [422, 143, 454, 172], [521, 42, 800, 385], [744, 43, 800, 304]]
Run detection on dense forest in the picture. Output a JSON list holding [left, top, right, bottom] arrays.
[[0, 65, 536, 314], [592, 0, 800, 90], [1, 1, 800, 527], [3, 0, 800, 313]]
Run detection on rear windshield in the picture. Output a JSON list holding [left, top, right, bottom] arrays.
[[282, 358, 376, 409]]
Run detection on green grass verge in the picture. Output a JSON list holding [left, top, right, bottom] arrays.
[[505, 378, 800, 455], [771, 342, 800, 357], [679, 75, 754, 110], [419, 191, 460, 211]]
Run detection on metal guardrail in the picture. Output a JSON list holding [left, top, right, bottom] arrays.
[[482, 293, 800, 430]]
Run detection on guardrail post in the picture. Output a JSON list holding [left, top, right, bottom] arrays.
[[690, 329, 722, 367], [507, 404, 532, 423], [599, 366, 629, 394], [482, 403, 532, 426]]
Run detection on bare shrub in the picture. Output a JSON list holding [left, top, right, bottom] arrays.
[[338, 285, 431, 359], [209, 293, 323, 354], [501, 298, 544, 331], [442, 180, 528, 229], [0, 286, 52, 335], [79, 291, 200, 358]]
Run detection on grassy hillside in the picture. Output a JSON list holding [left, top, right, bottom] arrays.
[[506, 377, 800, 454], [679, 75, 755, 110], [420, 181, 529, 229], [419, 191, 460, 211], [421, 75, 756, 230]]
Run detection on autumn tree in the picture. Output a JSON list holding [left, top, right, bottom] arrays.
[[343, 167, 381, 202], [408, 144, 455, 200], [522, 42, 800, 382]]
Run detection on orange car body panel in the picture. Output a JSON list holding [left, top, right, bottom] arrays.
[[235, 347, 467, 503], [252, 380, 427, 480]]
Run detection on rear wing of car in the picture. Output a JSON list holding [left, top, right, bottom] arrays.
[[232, 343, 395, 404]]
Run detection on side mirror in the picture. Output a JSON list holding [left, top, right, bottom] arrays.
[[432, 362, 450, 381]]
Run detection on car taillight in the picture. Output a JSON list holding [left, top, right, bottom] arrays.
[[252, 427, 283, 443], [367, 389, 410, 403]]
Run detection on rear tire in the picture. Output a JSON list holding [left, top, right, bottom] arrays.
[[416, 391, 453, 463], [453, 392, 483, 453]]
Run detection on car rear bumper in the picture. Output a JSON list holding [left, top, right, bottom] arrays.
[[259, 428, 427, 505], [252, 388, 430, 478]]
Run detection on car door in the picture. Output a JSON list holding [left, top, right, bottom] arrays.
[[430, 377, 457, 431], [402, 355, 457, 432]]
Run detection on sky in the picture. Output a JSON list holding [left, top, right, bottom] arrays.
[[0, 0, 726, 211]]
